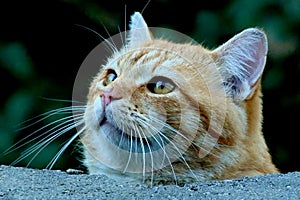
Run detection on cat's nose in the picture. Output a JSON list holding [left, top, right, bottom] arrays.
[[100, 92, 112, 107], [100, 91, 121, 108]]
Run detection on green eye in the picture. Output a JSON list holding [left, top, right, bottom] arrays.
[[147, 76, 175, 94], [103, 69, 117, 86]]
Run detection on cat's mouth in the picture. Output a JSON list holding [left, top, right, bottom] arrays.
[[99, 116, 108, 126], [98, 115, 166, 153]]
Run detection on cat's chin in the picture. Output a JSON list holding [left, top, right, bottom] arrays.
[[97, 117, 166, 153]]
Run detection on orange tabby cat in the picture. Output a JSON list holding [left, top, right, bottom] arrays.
[[81, 12, 278, 185]]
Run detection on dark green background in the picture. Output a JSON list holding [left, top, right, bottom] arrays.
[[0, 0, 299, 173]]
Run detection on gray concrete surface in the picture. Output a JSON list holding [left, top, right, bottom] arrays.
[[0, 165, 299, 200]]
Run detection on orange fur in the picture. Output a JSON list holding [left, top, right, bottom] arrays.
[[81, 12, 278, 185]]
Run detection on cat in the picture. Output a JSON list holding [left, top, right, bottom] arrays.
[[80, 12, 278, 186]]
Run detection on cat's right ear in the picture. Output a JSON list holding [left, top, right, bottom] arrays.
[[127, 12, 153, 47], [212, 28, 268, 103]]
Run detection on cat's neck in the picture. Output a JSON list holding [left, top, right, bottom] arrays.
[[245, 82, 263, 137], [242, 82, 277, 173]]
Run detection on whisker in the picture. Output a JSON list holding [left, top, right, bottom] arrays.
[[139, 125, 154, 187], [134, 124, 146, 180], [75, 24, 118, 53], [135, 118, 177, 184], [25, 120, 80, 167], [26, 119, 83, 168], [117, 25, 124, 48], [101, 22, 119, 52], [135, 108, 222, 158], [15, 106, 85, 131], [122, 129, 133, 173], [146, 115, 221, 157], [46, 123, 86, 169], [6, 112, 84, 155], [10, 115, 84, 166], [38, 97, 85, 104], [21, 114, 83, 154], [139, 114, 205, 183], [146, 116, 223, 181], [118, 130, 125, 148], [141, 0, 151, 15], [124, 4, 127, 49], [118, 120, 126, 148], [148, 113, 217, 154]]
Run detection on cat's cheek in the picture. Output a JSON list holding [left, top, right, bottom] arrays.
[[83, 107, 97, 130], [84, 101, 104, 131], [93, 96, 105, 124]]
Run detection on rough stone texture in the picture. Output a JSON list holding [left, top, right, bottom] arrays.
[[0, 165, 299, 200]]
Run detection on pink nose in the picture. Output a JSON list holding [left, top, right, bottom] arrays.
[[101, 92, 112, 107]]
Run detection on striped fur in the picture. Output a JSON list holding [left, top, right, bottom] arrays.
[[81, 12, 278, 186]]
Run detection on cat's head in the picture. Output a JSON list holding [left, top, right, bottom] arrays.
[[81, 12, 268, 181]]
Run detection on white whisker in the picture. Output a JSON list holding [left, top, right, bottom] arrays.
[[46, 122, 86, 169], [139, 125, 154, 187], [134, 124, 146, 181], [38, 97, 85, 104], [6, 113, 84, 155], [141, 0, 151, 15], [75, 24, 118, 53], [118, 120, 126, 148], [138, 113, 204, 183], [135, 117, 178, 184], [10, 114, 84, 167], [124, 4, 127, 50], [117, 26, 125, 48], [146, 114, 221, 157], [15, 106, 84, 131], [22, 116, 83, 167], [122, 129, 133, 173], [101, 22, 119, 52], [21, 114, 83, 155], [27, 119, 81, 168]]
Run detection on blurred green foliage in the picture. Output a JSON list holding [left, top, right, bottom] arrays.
[[0, 0, 299, 172]]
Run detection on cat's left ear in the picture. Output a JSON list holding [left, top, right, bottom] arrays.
[[127, 12, 153, 47], [213, 28, 268, 102]]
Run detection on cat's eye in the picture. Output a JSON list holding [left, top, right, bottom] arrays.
[[103, 69, 117, 86], [147, 76, 175, 94]]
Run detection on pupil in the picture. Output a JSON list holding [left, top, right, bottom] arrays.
[[146, 76, 175, 94], [157, 81, 165, 89]]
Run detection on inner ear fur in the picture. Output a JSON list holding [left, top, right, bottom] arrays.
[[212, 28, 268, 102]]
